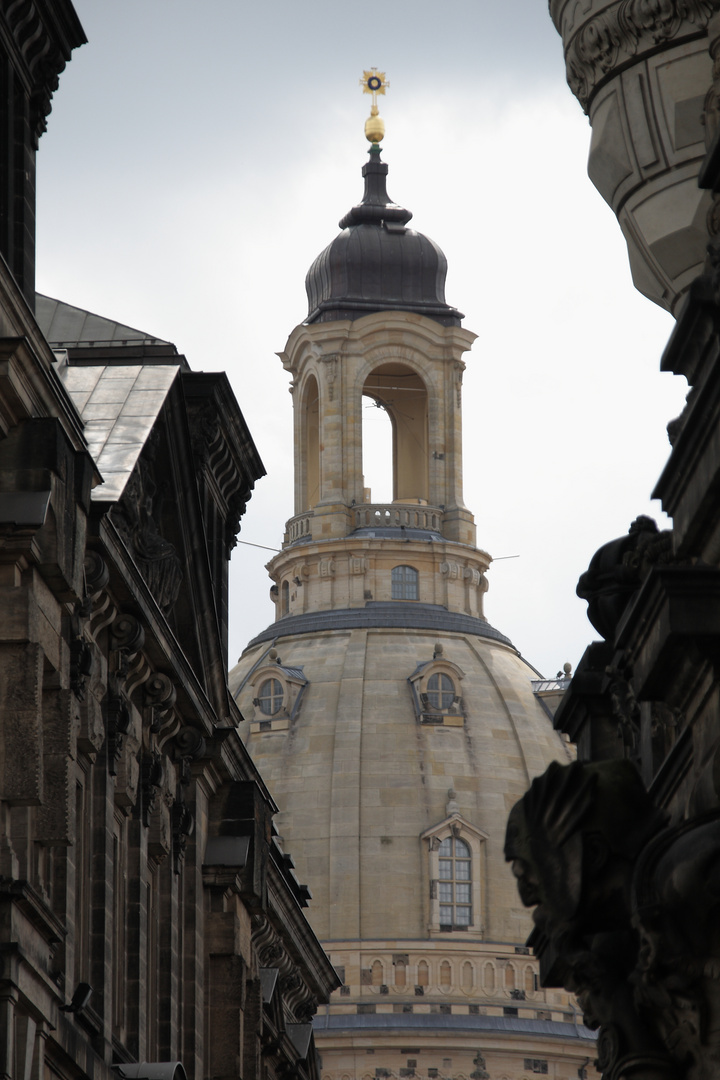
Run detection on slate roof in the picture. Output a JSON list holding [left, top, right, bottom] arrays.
[[54, 352, 179, 501], [312, 1012, 595, 1041], [246, 603, 515, 649], [278, 665, 306, 681], [35, 295, 182, 502], [36, 294, 171, 347]]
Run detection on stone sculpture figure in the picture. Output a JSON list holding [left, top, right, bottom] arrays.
[[575, 517, 673, 641], [505, 759, 720, 1080]]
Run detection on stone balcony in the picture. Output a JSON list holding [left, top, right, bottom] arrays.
[[284, 503, 445, 545], [353, 502, 444, 533]]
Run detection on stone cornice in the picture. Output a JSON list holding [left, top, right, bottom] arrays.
[[549, 0, 717, 112], [0, 0, 86, 143]]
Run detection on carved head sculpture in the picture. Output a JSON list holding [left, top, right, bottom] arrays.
[[505, 760, 667, 940]]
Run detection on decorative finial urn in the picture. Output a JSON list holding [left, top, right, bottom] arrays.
[[360, 67, 389, 145]]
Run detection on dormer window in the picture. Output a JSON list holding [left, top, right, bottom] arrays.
[[408, 651, 465, 726], [427, 673, 455, 711], [392, 565, 418, 600], [258, 678, 283, 716], [241, 656, 309, 734]]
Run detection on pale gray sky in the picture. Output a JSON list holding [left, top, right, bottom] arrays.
[[36, 3, 683, 678]]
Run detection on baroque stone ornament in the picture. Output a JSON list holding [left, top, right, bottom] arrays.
[[576, 516, 674, 641], [143, 672, 176, 733], [172, 790, 194, 874], [505, 759, 720, 1080], [555, 0, 716, 111], [111, 443, 183, 614]]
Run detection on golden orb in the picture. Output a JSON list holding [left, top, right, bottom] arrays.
[[365, 103, 385, 144]]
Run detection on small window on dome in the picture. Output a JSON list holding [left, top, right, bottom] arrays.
[[258, 678, 283, 716], [427, 673, 454, 711], [392, 565, 418, 601]]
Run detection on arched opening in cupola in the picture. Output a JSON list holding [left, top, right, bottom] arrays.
[[362, 363, 429, 504], [301, 374, 320, 510], [361, 392, 393, 503]]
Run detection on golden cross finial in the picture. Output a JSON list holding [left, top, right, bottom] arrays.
[[360, 69, 389, 145]]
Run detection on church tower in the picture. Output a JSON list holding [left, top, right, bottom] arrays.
[[229, 76, 595, 1080]]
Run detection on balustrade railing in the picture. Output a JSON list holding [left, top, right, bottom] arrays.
[[354, 503, 443, 532], [285, 503, 444, 542], [287, 512, 314, 543]]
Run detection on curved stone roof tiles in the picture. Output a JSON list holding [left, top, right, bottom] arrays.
[[245, 602, 515, 649]]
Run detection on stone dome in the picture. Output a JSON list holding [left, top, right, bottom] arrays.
[[230, 618, 572, 946], [305, 147, 463, 326]]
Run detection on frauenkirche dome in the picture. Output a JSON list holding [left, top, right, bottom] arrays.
[[230, 89, 595, 1080]]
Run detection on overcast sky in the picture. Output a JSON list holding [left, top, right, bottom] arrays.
[[35, 2, 685, 679]]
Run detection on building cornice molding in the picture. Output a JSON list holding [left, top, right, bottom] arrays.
[[549, 0, 716, 112], [0, 0, 86, 144], [282, 310, 477, 372]]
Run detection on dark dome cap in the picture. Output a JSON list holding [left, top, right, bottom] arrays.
[[305, 147, 463, 327]]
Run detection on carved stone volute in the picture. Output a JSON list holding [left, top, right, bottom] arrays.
[[506, 759, 720, 1080], [143, 672, 176, 733]]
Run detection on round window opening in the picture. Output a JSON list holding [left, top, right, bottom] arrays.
[[258, 678, 283, 716], [427, 673, 455, 711]]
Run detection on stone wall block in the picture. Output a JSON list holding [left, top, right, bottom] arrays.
[[206, 909, 238, 956], [36, 688, 79, 844], [0, 642, 43, 803], [207, 953, 244, 1078], [0, 419, 92, 601], [0, 577, 61, 673]]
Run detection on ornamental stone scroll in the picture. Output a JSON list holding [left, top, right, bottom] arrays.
[[505, 758, 720, 1080]]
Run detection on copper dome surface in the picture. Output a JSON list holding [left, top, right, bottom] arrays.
[[305, 148, 463, 326]]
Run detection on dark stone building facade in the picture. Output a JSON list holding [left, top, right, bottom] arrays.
[[505, 7, 720, 1080], [0, 4, 338, 1080]]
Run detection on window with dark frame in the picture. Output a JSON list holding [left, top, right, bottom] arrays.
[[392, 564, 419, 600], [438, 836, 471, 928]]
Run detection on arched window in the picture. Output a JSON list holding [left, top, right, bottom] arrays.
[[438, 836, 471, 927], [427, 673, 455, 711], [258, 679, 283, 716], [281, 580, 289, 616], [371, 959, 384, 986], [392, 565, 418, 600], [440, 960, 452, 989], [417, 960, 429, 986]]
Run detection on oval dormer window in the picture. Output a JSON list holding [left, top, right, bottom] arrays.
[[258, 679, 283, 716]]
